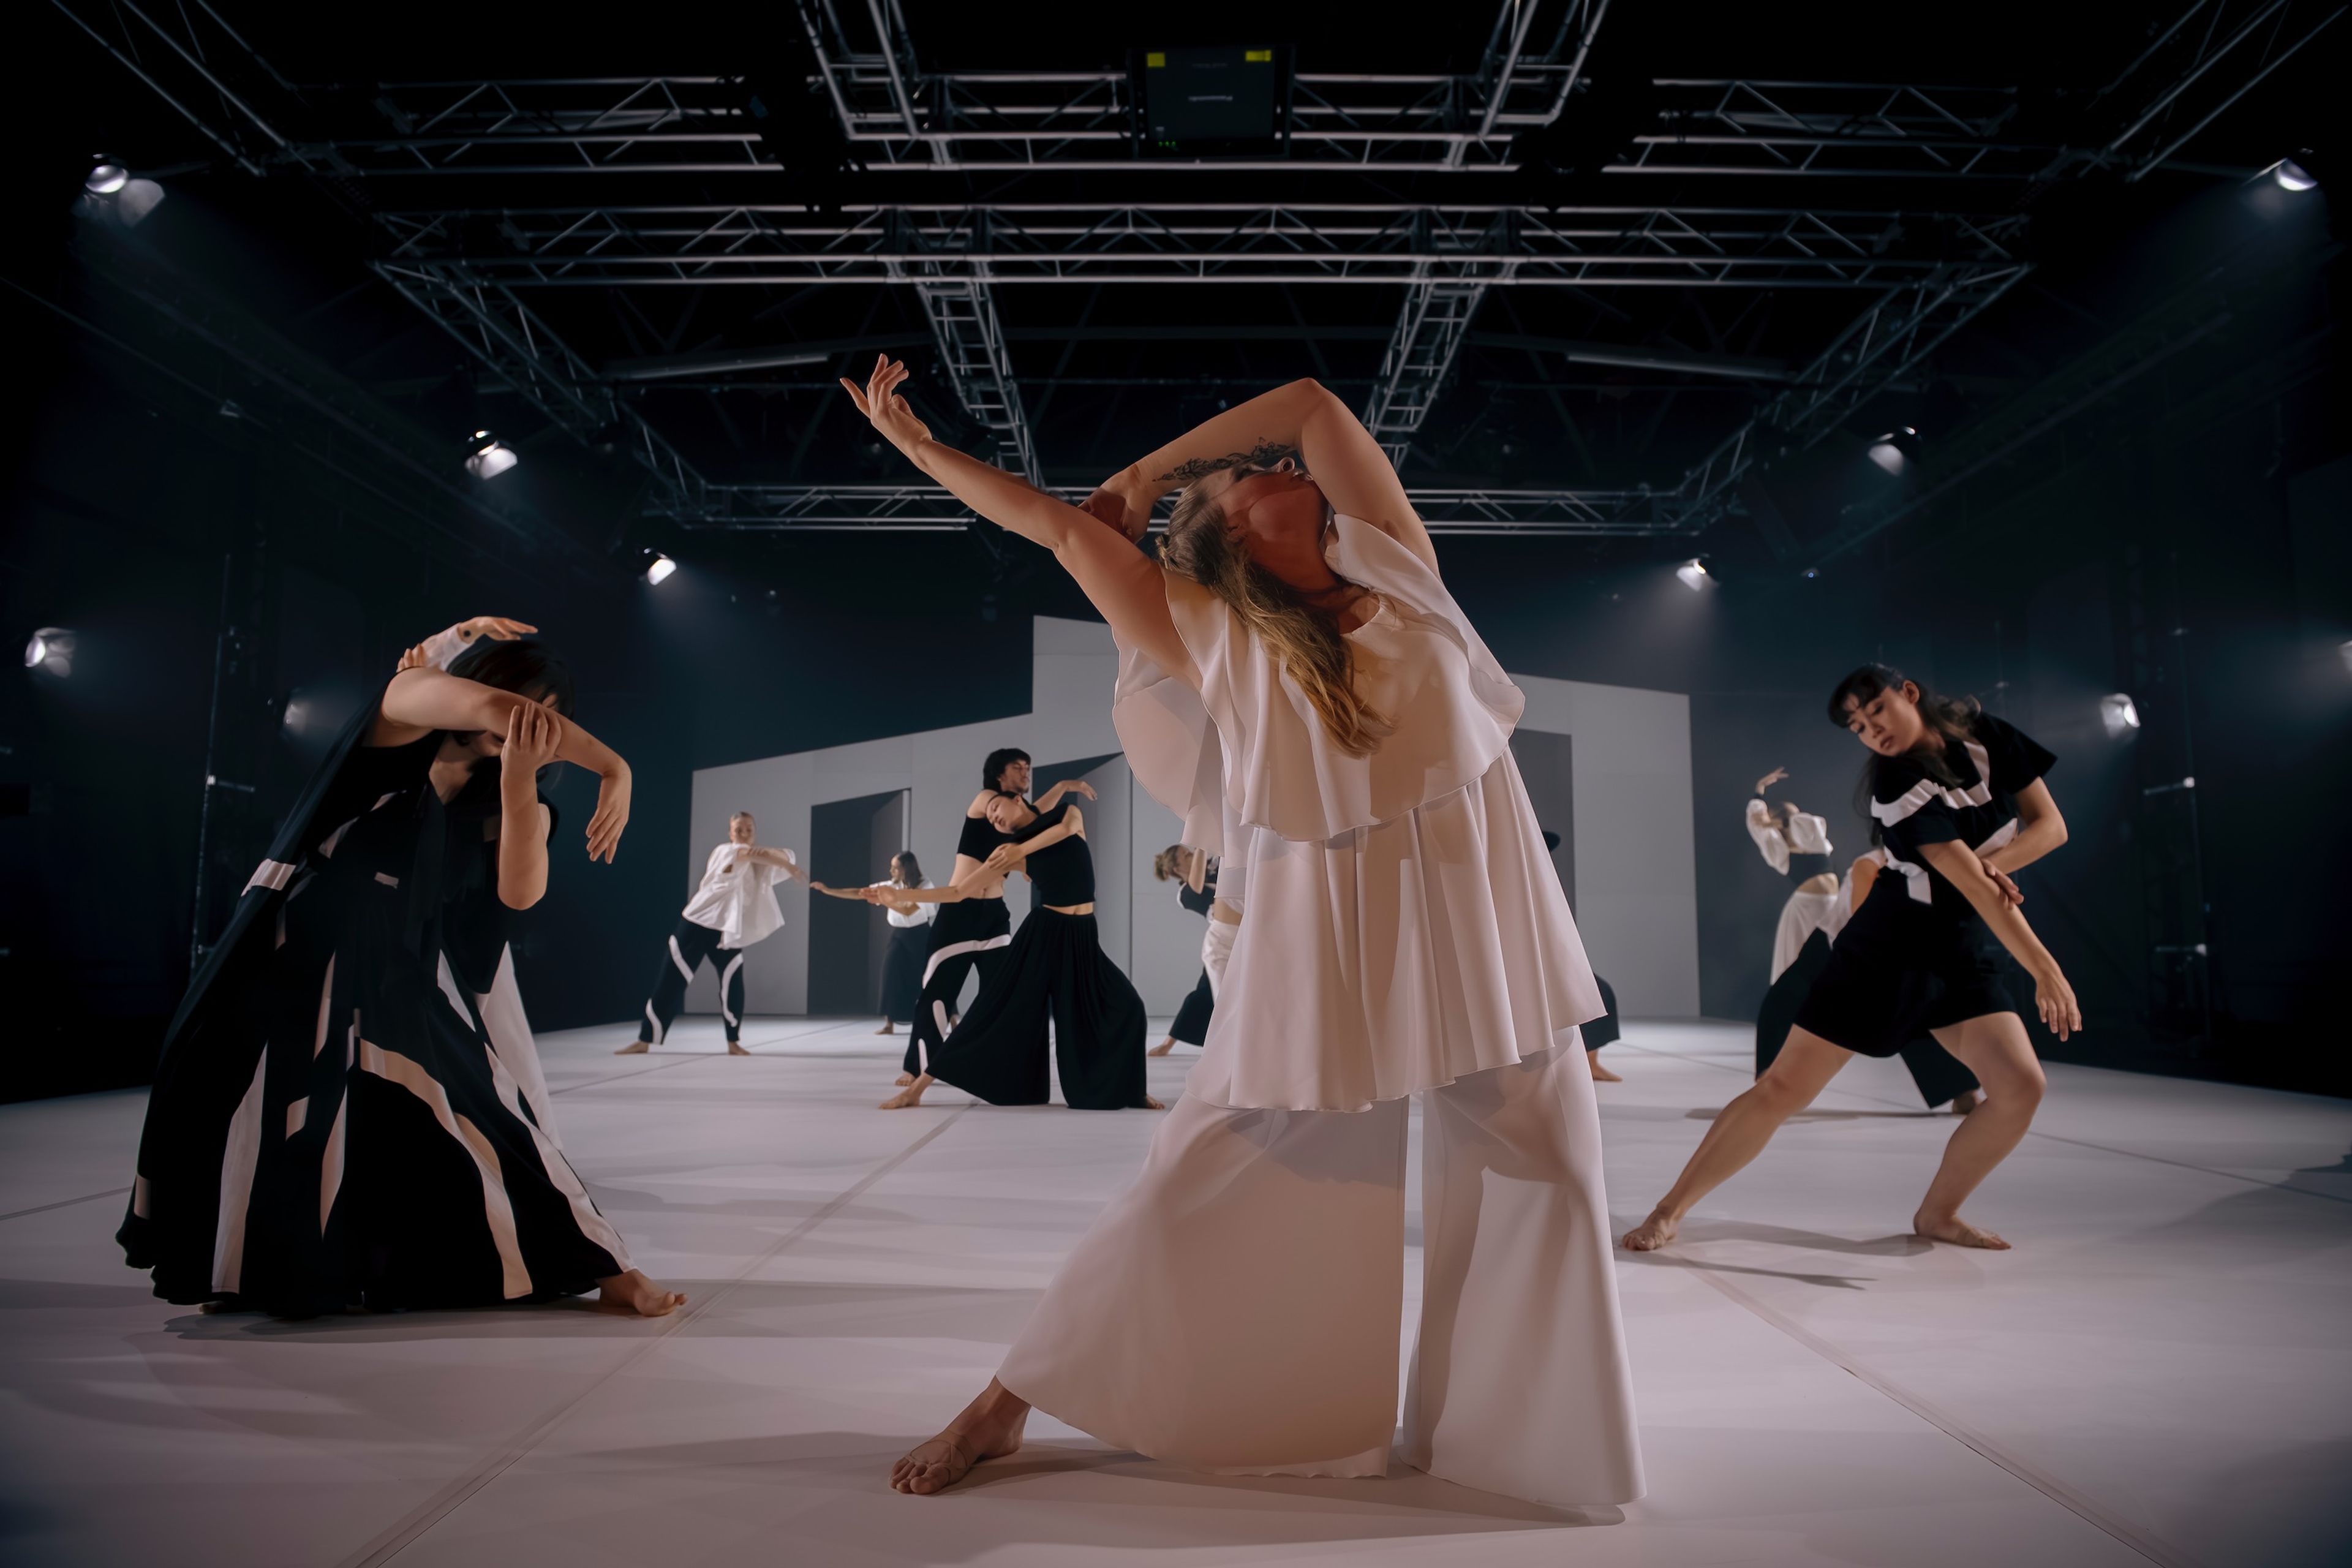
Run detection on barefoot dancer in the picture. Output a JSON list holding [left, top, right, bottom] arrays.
[[1624, 665, 2079, 1254], [840, 361, 1640, 1506], [821, 852, 932, 1035], [1148, 844, 1216, 1056], [620, 813, 806, 1057], [892, 751, 1093, 1087], [120, 630, 685, 1317], [1747, 771, 1981, 1111], [880, 794, 1157, 1110]]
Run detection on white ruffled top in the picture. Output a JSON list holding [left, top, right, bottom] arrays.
[[1113, 516, 1603, 1111]]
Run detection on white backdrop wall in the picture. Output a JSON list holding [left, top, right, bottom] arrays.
[[687, 616, 1699, 1019]]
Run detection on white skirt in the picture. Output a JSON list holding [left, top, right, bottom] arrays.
[[1771, 886, 1841, 982], [1189, 749, 1602, 1113]]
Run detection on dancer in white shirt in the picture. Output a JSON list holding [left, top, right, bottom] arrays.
[[812, 853, 935, 1035], [618, 813, 806, 1056], [840, 359, 1640, 1507]]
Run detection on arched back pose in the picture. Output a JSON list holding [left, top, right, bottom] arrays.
[[892, 752, 1095, 1087], [119, 625, 684, 1317], [840, 360, 1640, 1507], [1148, 843, 1217, 1056], [875, 794, 1155, 1111], [619, 812, 807, 1057], [1624, 666, 2079, 1254], [813, 851, 933, 1035], [1747, 773, 1981, 1112]]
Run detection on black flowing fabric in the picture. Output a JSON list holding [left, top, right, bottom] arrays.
[[880, 922, 928, 1022], [118, 700, 627, 1313], [1583, 975, 1622, 1051], [926, 910, 1150, 1109], [903, 897, 1012, 1077], [1756, 931, 1982, 1109], [1167, 867, 1218, 1047]]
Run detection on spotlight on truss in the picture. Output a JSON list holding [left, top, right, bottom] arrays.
[[1867, 426, 1920, 476], [85, 162, 129, 195], [2099, 693, 2141, 737], [2272, 156, 2318, 192], [464, 429, 519, 480], [646, 554, 678, 586], [1675, 558, 1709, 591], [24, 627, 77, 677]]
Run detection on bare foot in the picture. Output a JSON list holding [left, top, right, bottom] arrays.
[[894, 1071, 914, 1085], [1913, 1210, 2010, 1249], [881, 1076, 933, 1109], [614, 1040, 651, 1055], [1587, 1054, 1623, 1082], [1620, 1207, 1681, 1251], [876, 1022, 897, 1035], [891, 1379, 1029, 1495], [1142, 1095, 1165, 1110], [1147, 1037, 1176, 1057], [595, 1269, 687, 1316], [1950, 1090, 1982, 1115], [727, 1041, 751, 1057]]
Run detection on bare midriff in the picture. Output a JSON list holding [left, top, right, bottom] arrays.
[[1044, 902, 1095, 916]]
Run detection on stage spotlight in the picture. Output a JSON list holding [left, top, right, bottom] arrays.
[[646, 554, 678, 586], [1675, 558, 1709, 591], [2339, 638, 2351, 676], [1867, 426, 1920, 475], [2272, 156, 2318, 192], [85, 162, 129, 195], [24, 627, 77, 677], [463, 429, 519, 480], [2099, 693, 2141, 737]]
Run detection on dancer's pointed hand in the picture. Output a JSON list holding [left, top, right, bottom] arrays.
[[840, 355, 933, 458], [586, 764, 632, 864]]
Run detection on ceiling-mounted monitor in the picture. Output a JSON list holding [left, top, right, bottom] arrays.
[[1131, 45, 1292, 159]]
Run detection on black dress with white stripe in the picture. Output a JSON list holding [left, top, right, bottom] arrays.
[[925, 805, 1150, 1109], [118, 703, 631, 1314], [901, 807, 1023, 1076], [1793, 714, 2057, 1057]]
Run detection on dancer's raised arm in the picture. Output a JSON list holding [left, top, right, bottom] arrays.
[[1094, 378, 1436, 573], [839, 358, 1187, 677], [375, 668, 632, 862]]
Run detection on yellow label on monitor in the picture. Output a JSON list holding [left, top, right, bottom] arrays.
[[1245, 49, 1273, 62], [1145, 51, 1165, 67]]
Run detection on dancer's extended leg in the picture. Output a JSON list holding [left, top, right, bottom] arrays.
[[1621, 1029, 1850, 1250], [1910, 1012, 2045, 1248]]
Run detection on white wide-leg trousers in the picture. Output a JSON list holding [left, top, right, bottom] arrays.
[[997, 1041, 1644, 1507]]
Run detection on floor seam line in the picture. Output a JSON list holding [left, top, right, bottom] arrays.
[[0, 1185, 130, 1225], [336, 1104, 974, 1568], [1620, 1041, 2351, 1205], [1681, 1261, 2201, 1568]]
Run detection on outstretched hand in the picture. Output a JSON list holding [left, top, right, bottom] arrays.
[[838, 355, 933, 459], [1755, 767, 1789, 795], [585, 765, 631, 864], [462, 616, 537, 643]]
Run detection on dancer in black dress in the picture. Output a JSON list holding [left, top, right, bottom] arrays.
[[119, 636, 685, 1316], [1147, 845, 1217, 1056], [878, 794, 1156, 1111], [1746, 772, 1981, 1112], [892, 750, 1093, 1087], [1625, 664, 2079, 1253]]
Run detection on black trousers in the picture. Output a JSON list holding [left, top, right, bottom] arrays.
[[1168, 968, 1215, 1046], [642, 916, 745, 1045], [927, 909, 1149, 1110], [905, 897, 1012, 1076], [1757, 932, 1981, 1109], [880, 923, 929, 1023]]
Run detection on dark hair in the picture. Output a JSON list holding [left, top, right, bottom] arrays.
[[448, 637, 576, 717], [892, 850, 923, 886], [982, 747, 1030, 790], [1827, 662, 1981, 815]]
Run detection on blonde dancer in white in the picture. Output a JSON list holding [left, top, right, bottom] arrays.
[[839, 360, 1643, 1508]]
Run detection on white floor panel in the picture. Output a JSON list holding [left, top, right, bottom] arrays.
[[2, 1016, 2344, 1566]]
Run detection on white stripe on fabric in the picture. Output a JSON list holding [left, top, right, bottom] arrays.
[[286, 1100, 306, 1138], [211, 1052, 268, 1293], [320, 1017, 355, 1233], [318, 819, 356, 859], [919, 934, 1011, 989], [357, 1038, 533, 1300], [718, 952, 744, 1027], [478, 1030, 631, 1272], [312, 955, 336, 1059], [924, 1001, 951, 1074], [644, 1001, 665, 1044], [1871, 740, 1995, 826], [435, 953, 472, 1027], [667, 934, 694, 982], [374, 872, 401, 888], [373, 793, 398, 811], [244, 859, 296, 894]]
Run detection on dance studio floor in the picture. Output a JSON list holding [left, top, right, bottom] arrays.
[[4, 1019, 2346, 1567]]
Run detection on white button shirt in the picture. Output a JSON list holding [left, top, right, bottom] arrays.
[[680, 843, 792, 949]]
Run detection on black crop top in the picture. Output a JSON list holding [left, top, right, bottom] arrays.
[[956, 804, 1020, 864], [1018, 802, 1094, 907]]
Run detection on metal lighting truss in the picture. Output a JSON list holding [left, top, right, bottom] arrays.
[[657, 483, 1669, 535], [375, 203, 2018, 288], [1614, 80, 2041, 180]]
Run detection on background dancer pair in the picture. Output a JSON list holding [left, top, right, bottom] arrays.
[[840, 359, 1641, 1509]]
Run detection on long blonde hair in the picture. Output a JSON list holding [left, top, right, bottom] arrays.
[[1161, 474, 1390, 756]]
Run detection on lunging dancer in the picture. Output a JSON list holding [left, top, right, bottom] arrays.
[[119, 627, 684, 1316], [892, 750, 1092, 1088], [876, 794, 1156, 1110], [1624, 665, 2078, 1253], [1748, 770, 1981, 1111], [840, 360, 1640, 1506], [1148, 844, 1216, 1056], [620, 812, 806, 1056]]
